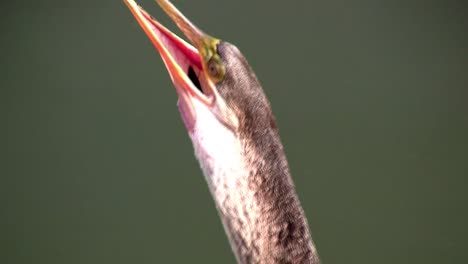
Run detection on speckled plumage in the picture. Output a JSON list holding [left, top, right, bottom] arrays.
[[186, 42, 320, 264]]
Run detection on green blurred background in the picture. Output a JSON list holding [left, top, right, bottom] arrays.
[[2, 0, 467, 263]]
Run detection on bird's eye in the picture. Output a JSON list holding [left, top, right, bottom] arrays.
[[208, 61, 218, 76], [206, 56, 225, 82]]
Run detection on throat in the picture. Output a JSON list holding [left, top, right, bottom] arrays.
[[191, 130, 263, 263], [188, 101, 248, 216], [184, 100, 318, 263], [187, 100, 261, 260]]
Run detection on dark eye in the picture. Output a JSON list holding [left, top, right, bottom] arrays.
[[206, 56, 225, 82], [208, 59, 219, 76]]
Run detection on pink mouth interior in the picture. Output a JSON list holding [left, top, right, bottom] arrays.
[[137, 8, 209, 131], [140, 10, 203, 72]]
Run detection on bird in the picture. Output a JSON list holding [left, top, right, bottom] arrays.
[[124, 0, 320, 263]]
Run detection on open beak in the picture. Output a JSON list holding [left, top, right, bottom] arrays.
[[124, 0, 215, 130]]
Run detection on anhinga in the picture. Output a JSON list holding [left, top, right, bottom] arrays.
[[125, 0, 320, 263]]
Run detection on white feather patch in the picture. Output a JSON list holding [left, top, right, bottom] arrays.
[[187, 99, 260, 246]]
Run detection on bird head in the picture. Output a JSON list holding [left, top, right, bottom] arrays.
[[125, 0, 274, 138], [124, 3, 318, 262]]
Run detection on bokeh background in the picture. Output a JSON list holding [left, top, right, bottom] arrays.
[[2, 0, 467, 263]]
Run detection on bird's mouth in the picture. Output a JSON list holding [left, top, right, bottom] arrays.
[[125, 0, 216, 130]]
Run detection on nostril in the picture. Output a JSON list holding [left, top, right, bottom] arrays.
[[188, 66, 203, 93]]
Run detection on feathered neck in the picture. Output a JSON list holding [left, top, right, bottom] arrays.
[[186, 99, 320, 263]]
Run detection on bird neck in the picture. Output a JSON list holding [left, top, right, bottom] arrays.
[[187, 100, 320, 263]]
